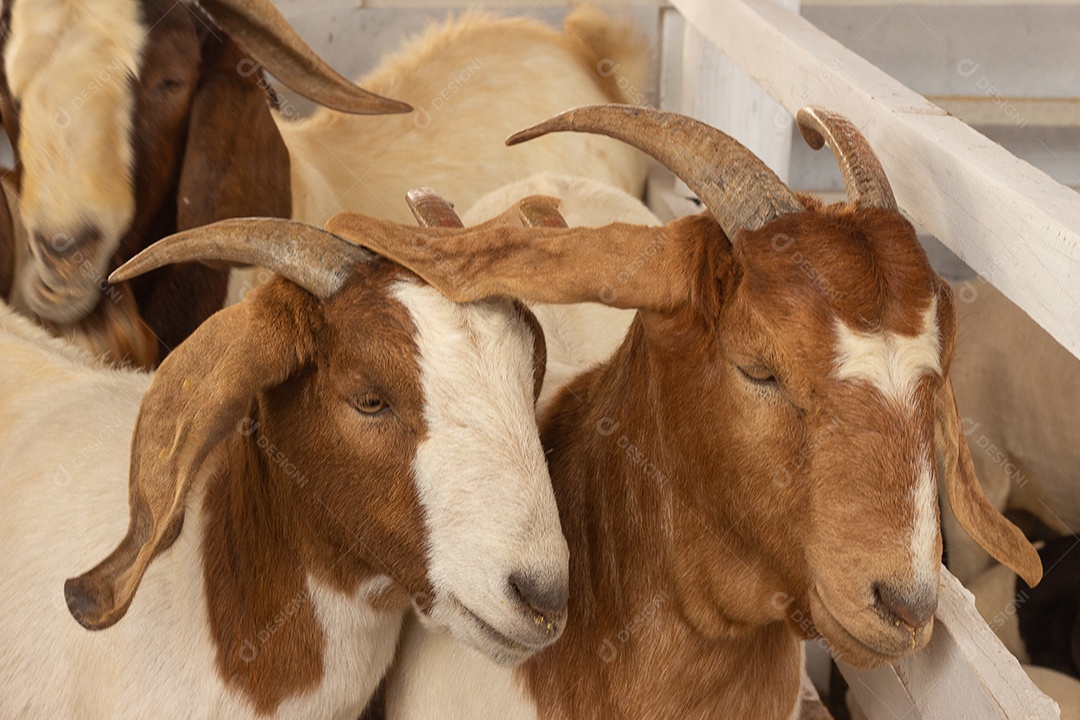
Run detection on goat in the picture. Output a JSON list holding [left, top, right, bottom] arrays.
[[0, 210, 568, 718], [939, 276, 1080, 584], [339, 104, 1042, 719], [0, 3, 647, 367], [461, 172, 658, 409]]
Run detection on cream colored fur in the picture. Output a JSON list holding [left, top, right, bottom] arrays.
[[278, 10, 648, 228], [942, 277, 1080, 584], [4, 0, 142, 262]]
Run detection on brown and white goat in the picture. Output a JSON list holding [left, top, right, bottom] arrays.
[[0, 2, 647, 367], [0, 212, 567, 718], [340, 105, 1044, 719]]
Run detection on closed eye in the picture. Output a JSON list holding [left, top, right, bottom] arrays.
[[738, 364, 779, 387]]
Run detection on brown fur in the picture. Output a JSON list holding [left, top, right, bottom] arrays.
[[356, 201, 1040, 718], [0, 0, 292, 366], [200, 269, 431, 711]]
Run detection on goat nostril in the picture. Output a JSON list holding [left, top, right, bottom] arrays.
[[874, 582, 937, 629], [509, 572, 568, 620]]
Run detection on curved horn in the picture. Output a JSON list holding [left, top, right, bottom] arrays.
[[196, 0, 412, 115], [507, 105, 803, 240], [110, 218, 372, 299], [406, 188, 465, 228], [796, 106, 897, 211]]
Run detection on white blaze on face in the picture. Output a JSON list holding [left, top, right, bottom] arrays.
[[833, 299, 941, 409], [5, 0, 144, 255], [833, 298, 942, 581], [392, 281, 568, 661]]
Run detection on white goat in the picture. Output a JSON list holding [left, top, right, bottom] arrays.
[[283, 8, 649, 226], [941, 276, 1080, 584], [348, 105, 1042, 720], [0, 215, 568, 719]]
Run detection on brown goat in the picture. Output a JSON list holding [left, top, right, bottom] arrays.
[[347, 105, 1042, 719], [0, 0, 408, 366]]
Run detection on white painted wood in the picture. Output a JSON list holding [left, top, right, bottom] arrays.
[[667, 0, 1080, 361], [660, 2, 797, 181], [932, 97, 1080, 129], [840, 568, 1059, 719]]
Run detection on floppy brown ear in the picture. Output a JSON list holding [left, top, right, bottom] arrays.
[[139, 34, 294, 357], [326, 199, 701, 313], [937, 374, 1043, 587], [0, 174, 16, 300], [64, 280, 319, 630]]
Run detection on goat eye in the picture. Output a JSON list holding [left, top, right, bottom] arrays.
[[353, 394, 390, 416], [155, 77, 186, 94], [738, 365, 778, 386]]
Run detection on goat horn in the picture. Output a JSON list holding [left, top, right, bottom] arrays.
[[507, 105, 803, 240], [517, 196, 568, 228], [406, 188, 465, 228], [796, 107, 897, 211], [110, 218, 372, 299], [195, 0, 412, 115]]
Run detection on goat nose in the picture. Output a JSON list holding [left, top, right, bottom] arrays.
[[509, 571, 568, 620], [33, 226, 100, 260], [875, 582, 937, 629]]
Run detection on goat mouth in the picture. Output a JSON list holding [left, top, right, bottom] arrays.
[[809, 587, 930, 667], [18, 265, 101, 324], [447, 594, 552, 661]]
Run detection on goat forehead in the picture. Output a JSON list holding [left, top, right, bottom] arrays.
[[5, 0, 145, 233], [833, 297, 941, 407], [391, 281, 536, 408]]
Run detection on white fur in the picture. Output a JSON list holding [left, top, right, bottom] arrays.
[[461, 173, 660, 416], [386, 175, 658, 719], [0, 276, 562, 717], [395, 281, 568, 664], [833, 299, 941, 409], [911, 454, 940, 589]]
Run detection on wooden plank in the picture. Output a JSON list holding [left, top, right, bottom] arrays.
[[840, 568, 1058, 720], [931, 97, 1080, 129], [667, 0, 1080, 361], [660, 5, 797, 181]]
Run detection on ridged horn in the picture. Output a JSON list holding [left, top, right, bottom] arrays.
[[517, 196, 568, 228], [110, 218, 372, 299], [196, 0, 412, 115], [507, 105, 803, 240], [406, 188, 465, 228], [796, 106, 897, 211]]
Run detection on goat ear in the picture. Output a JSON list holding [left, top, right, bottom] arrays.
[[141, 36, 293, 354], [513, 300, 547, 403], [63, 281, 318, 630], [937, 375, 1042, 587], [326, 202, 700, 313], [178, 36, 291, 229], [0, 175, 16, 300]]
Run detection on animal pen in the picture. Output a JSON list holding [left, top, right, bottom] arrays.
[[10, 0, 1063, 716], [265, 0, 1078, 716]]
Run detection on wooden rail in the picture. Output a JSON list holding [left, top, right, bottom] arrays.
[[668, 0, 1080, 361]]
